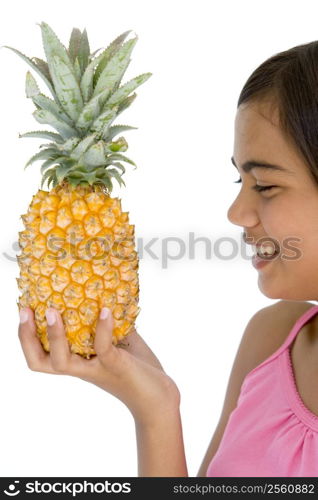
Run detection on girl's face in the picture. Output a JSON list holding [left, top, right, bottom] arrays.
[[227, 99, 318, 301]]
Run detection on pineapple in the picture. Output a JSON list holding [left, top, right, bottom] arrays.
[[8, 22, 151, 358]]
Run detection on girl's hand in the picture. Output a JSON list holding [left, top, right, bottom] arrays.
[[18, 307, 180, 425]]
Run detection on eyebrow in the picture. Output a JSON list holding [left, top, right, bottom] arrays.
[[231, 156, 294, 175]]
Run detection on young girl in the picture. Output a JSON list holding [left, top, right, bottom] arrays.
[[18, 38, 318, 477]]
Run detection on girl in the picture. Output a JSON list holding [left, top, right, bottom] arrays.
[[18, 38, 318, 477]]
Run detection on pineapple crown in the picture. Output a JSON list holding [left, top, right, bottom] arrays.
[[5, 22, 152, 192]]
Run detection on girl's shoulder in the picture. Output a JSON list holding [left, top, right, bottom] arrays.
[[261, 300, 317, 362], [243, 300, 314, 371], [266, 300, 315, 347]]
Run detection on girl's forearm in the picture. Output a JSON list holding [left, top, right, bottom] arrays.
[[134, 406, 188, 477]]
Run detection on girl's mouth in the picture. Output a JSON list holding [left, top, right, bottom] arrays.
[[252, 249, 279, 269]]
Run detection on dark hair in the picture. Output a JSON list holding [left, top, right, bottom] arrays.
[[237, 41, 318, 184]]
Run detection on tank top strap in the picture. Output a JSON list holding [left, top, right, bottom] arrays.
[[244, 304, 318, 380], [279, 304, 318, 350]]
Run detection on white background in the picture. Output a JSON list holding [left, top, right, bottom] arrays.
[[0, 0, 316, 478]]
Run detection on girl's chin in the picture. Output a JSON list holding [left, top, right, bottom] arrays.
[[257, 280, 315, 302]]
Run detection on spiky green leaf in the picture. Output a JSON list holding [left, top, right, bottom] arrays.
[[40, 167, 56, 188], [93, 167, 107, 177], [48, 174, 58, 188], [93, 30, 132, 85], [66, 170, 83, 178], [71, 134, 97, 159], [87, 171, 113, 190], [40, 157, 59, 174], [110, 161, 126, 174], [106, 72, 152, 108], [105, 124, 138, 141], [93, 37, 138, 97], [106, 167, 126, 186], [78, 29, 90, 73], [76, 88, 110, 131], [105, 137, 128, 153], [90, 47, 102, 59], [90, 106, 118, 136], [32, 58, 52, 84], [39, 142, 58, 149], [68, 27, 82, 63], [117, 92, 137, 116], [25, 148, 59, 169], [48, 55, 83, 121], [40, 22, 74, 75], [56, 163, 71, 182], [33, 109, 78, 139], [56, 137, 80, 152], [82, 141, 106, 167], [87, 173, 98, 184], [67, 176, 83, 187], [80, 51, 110, 103], [105, 152, 137, 168], [4, 46, 56, 98], [19, 130, 64, 143], [74, 57, 81, 82], [25, 71, 40, 98], [101, 175, 113, 192], [109, 56, 131, 96], [32, 93, 74, 126], [66, 167, 99, 185]]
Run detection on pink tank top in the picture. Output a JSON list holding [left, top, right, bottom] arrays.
[[206, 304, 318, 477]]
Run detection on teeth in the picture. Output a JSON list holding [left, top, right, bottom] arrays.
[[257, 245, 276, 256], [251, 244, 277, 256]]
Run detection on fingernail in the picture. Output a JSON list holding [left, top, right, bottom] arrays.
[[45, 308, 56, 326], [19, 308, 28, 324], [100, 307, 109, 320]]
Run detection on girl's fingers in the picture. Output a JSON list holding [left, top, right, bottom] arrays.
[[18, 307, 51, 372], [45, 308, 72, 373], [19, 306, 126, 378], [94, 308, 117, 365]]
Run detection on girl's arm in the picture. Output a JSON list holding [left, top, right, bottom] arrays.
[[135, 408, 188, 476], [18, 306, 187, 477]]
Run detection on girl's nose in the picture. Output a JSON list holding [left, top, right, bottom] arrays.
[[227, 191, 259, 228]]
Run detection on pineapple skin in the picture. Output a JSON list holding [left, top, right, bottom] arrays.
[[17, 183, 140, 359]]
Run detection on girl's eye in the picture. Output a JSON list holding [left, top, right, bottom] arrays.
[[233, 177, 242, 184], [233, 177, 277, 192]]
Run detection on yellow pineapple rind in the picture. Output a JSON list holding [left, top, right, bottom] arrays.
[[17, 184, 140, 359]]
